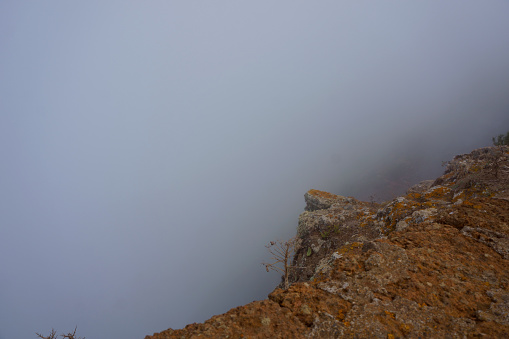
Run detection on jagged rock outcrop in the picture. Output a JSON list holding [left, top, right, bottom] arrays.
[[145, 146, 509, 338]]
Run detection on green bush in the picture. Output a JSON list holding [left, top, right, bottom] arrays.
[[492, 131, 509, 146]]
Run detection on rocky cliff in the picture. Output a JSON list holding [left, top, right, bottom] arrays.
[[145, 146, 509, 338]]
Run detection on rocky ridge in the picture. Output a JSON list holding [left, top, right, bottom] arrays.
[[146, 146, 509, 338]]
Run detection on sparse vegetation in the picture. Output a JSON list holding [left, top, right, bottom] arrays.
[[492, 131, 509, 146], [36, 326, 84, 339], [262, 237, 302, 289], [319, 223, 341, 239]]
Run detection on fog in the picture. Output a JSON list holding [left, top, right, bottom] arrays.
[[1, 1, 509, 338]]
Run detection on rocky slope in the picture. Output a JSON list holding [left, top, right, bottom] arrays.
[[145, 146, 509, 338]]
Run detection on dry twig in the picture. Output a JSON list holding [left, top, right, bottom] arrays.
[[36, 326, 84, 339], [262, 236, 301, 289]]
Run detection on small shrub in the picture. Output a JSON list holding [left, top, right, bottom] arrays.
[[262, 237, 302, 289], [36, 326, 84, 339], [492, 131, 509, 146]]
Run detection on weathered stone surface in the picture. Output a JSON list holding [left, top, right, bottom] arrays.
[[304, 189, 350, 212], [407, 179, 434, 194], [461, 226, 509, 259], [145, 146, 509, 339]]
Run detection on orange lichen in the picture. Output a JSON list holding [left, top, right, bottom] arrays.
[[307, 189, 339, 200], [399, 323, 412, 334], [469, 164, 483, 173], [406, 192, 422, 201], [380, 199, 423, 234], [358, 214, 376, 228], [384, 310, 395, 319], [310, 271, 329, 287], [337, 310, 345, 321], [337, 242, 363, 255], [462, 200, 483, 209], [423, 186, 451, 200]]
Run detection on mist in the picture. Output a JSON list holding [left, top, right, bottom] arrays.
[[1, 1, 509, 338]]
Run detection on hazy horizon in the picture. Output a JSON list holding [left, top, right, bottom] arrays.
[[1, 1, 509, 338]]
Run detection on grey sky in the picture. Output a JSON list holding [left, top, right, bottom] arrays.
[[1, 1, 509, 338]]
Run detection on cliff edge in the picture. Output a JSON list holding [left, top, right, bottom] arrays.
[[146, 146, 509, 338]]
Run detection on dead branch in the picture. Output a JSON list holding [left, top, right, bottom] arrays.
[[35, 326, 84, 339], [36, 329, 57, 339], [262, 236, 301, 289]]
